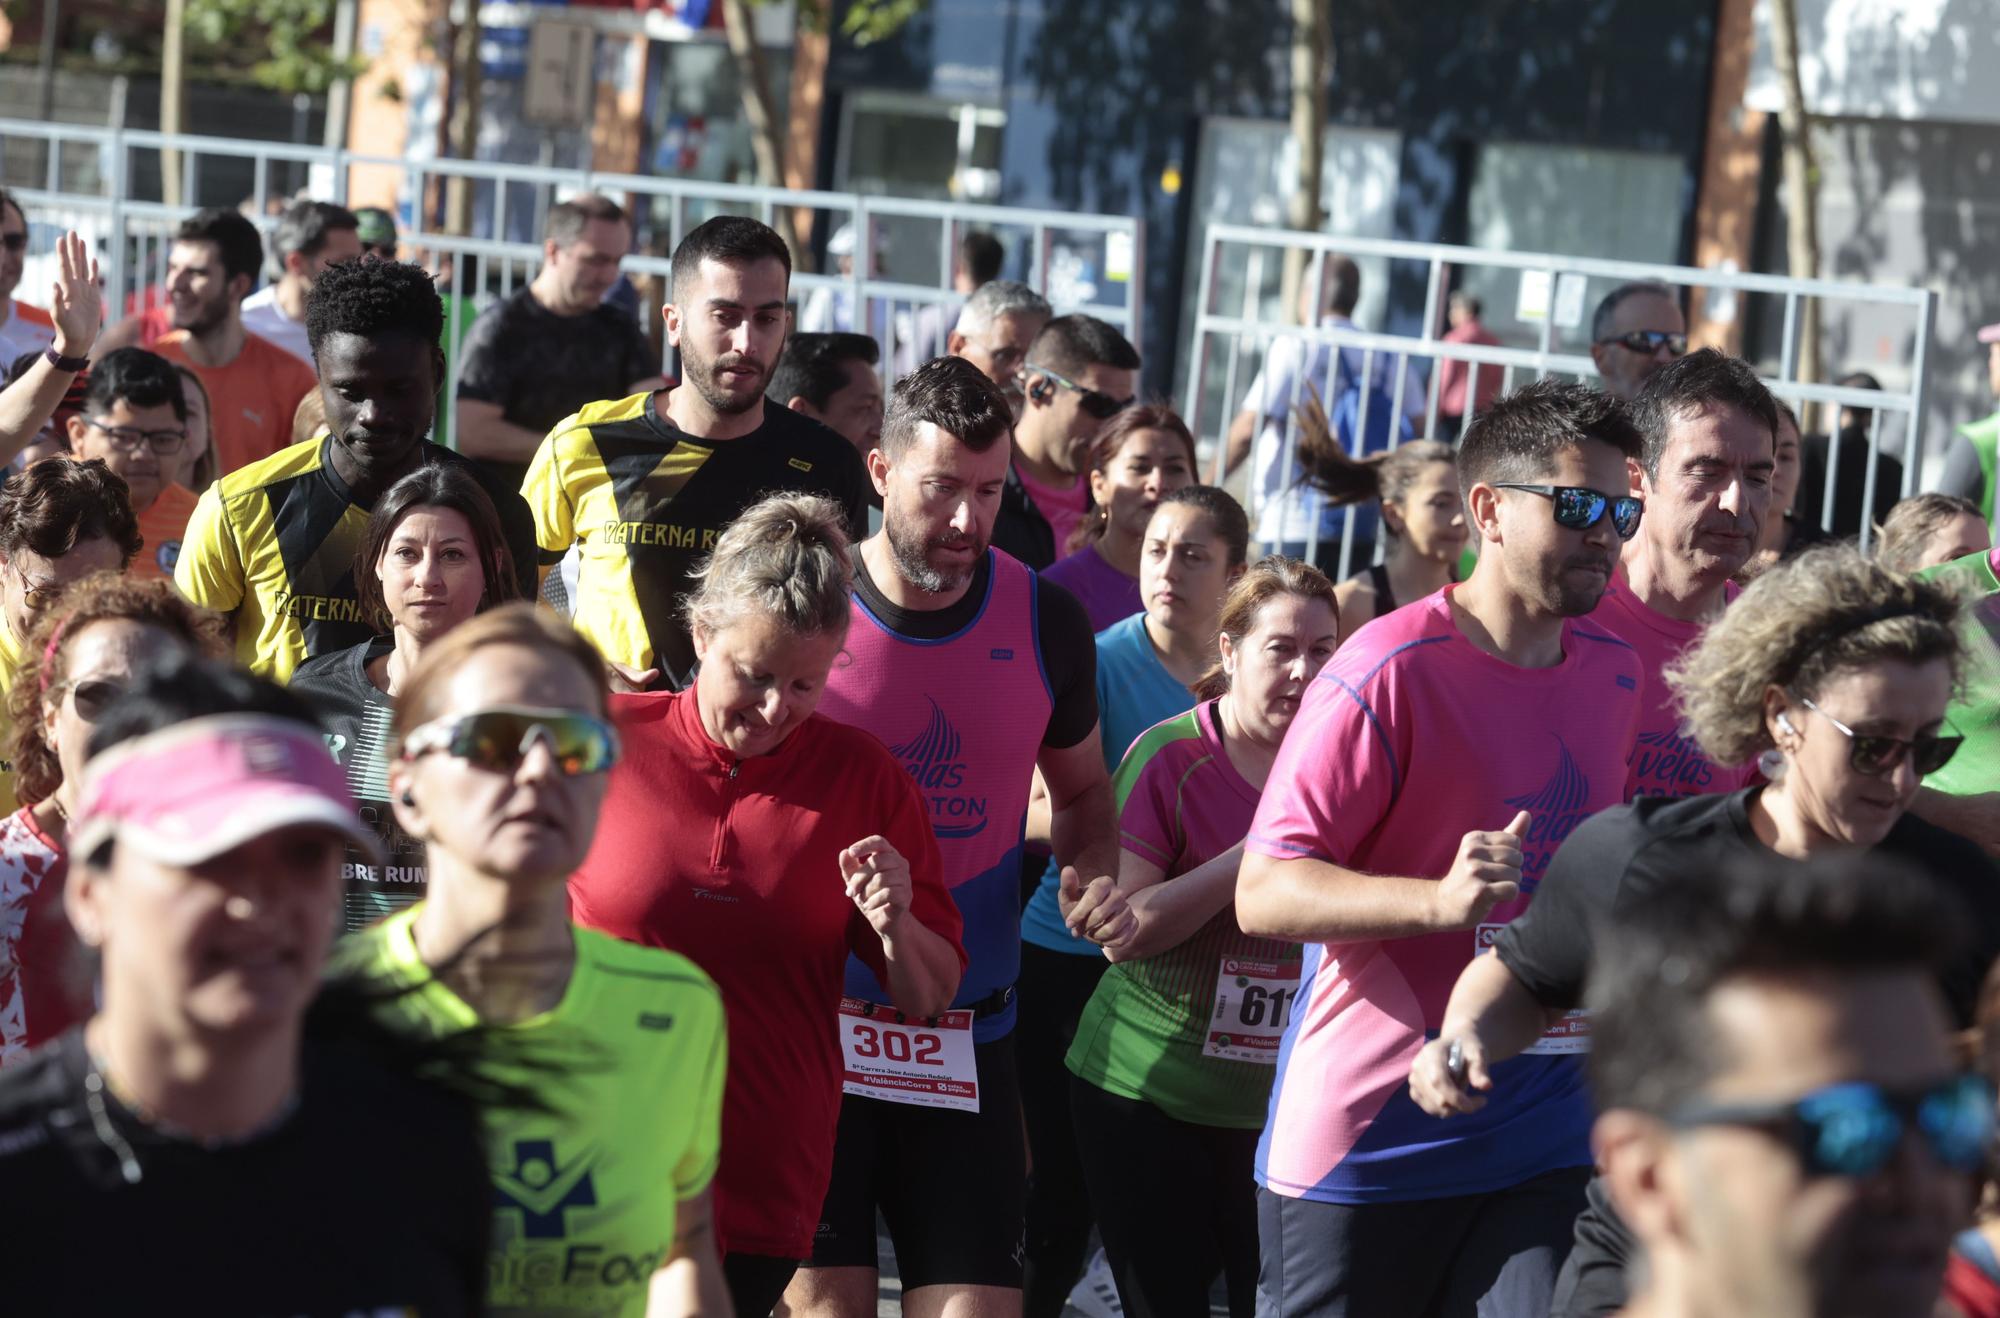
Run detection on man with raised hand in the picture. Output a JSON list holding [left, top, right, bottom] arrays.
[[1236, 379, 1646, 1317]]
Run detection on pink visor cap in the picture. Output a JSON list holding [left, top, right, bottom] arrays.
[[70, 714, 382, 868], [1979, 323, 2000, 344]]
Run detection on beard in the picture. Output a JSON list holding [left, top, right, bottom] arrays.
[[1546, 550, 1618, 616], [886, 514, 984, 595], [174, 285, 232, 336], [681, 337, 769, 417]]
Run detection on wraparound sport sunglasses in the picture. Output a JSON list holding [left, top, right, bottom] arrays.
[[1595, 330, 1688, 358], [401, 706, 621, 777], [1026, 365, 1134, 420], [1490, 483, 1644, 541], [1668, 1074, 1994, 1178]]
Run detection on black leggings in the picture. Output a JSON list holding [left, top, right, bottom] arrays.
[[1071, 1077, 1261, 1318], [1017, 941, 1111, 1318], [723, 1252, 801, 1318]]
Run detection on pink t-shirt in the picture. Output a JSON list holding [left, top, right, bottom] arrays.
[[1246, 586, 1642, 1203], [1594, 575, 1755, 801], [1015, 464, 1091, 554]]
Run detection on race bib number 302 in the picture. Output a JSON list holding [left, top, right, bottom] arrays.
[[839, 998, 979, 1112], [1203, 957, 1299, 1064]]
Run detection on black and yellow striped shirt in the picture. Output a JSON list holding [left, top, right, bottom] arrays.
[[175, 434, 538, 681], [524, 392, 868, 688]]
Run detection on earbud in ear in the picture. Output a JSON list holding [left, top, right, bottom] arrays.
[[1776, 713, 1798, 737], [400, 789, 415, 807]]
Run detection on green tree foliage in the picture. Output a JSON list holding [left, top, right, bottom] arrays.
[[185, 0, 365, 94]]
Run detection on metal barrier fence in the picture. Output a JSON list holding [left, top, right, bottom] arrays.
[[0, 119, 1142, 443], [1184, 223, 1938, 573]]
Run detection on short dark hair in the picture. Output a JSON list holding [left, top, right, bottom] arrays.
[[768, 332, 880, 411], [1026, 314, 1141, 380], [1457, 378, 1643, 488], [1320, 255, 1361, 317], [355, 465, 522, 632], [305, 258, 445, 360], [174, 207, 266, 286], [273, 199, 360, 262], [959, 231, 1004, 285], [545, 194, 629, 249], [80, 348, 187, 424], [879, 356, 1014, 460], [1590, 280, 1678, 344], [1157, 485, 1250, 568], [1588, 852, 1959, 1117], [1628, 348, 1780, 480], [0, 456, 142, 567], [88, 650, 320, 768], [670, 215, 791, 306]]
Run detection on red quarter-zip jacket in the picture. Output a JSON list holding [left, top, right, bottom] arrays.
[[570, 688, 964, 1259]]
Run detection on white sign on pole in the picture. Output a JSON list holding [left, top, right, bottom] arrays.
[[524, 17, 597, 130]]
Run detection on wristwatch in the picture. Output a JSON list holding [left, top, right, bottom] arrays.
[[44, 346, 88, 373]]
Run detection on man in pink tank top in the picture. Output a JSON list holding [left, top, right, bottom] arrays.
[[791, 356, 1129, 1318], [1237, 379, 1647, 1316], [1595, 349, 1777, 801]]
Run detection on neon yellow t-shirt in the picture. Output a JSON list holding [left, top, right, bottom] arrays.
[[337, 906, 727, 1315]]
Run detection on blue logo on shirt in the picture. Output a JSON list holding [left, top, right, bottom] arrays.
[[1630, 728, 1716, 798], [494, 1138, 598, 1239], [891, 698, 988, 840], [1505, 739, 1593, 892]]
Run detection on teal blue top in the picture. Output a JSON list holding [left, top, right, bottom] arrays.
[[1020, 612, 1196, 956]]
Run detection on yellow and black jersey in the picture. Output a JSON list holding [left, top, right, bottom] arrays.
[[524, 391, 869, 688], [175, 434, 538, 682]]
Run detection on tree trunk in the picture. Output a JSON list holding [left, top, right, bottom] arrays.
[[444, 0, 482, 237], [719, 0, 807, 261], [1770, 0, 1822, 423], [162, 0, 187, 205], [1281, 0, 1330, 322]]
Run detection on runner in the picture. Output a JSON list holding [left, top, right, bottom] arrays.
[[523, 215, 869, 690], [568, 492, 965, 1318], [1411, 544, 2000, 1318], [175, 257, 536, 681], [170, 364, 217, 493], [1236, 378, 1647, 1316], [1068, 558, 1339, 1318], [337, 604, 730, 1317], [0, 188, 58, 365], [148, 208, 319, 478], [0, 573, 226, 1065], [1285, 397, 1465, 644], [0, 229, 98, 469], [789, 356, 1132, 1318], [62, 348, 199, 582], [291, 465, 522, 930], [1017, 484, 1249, 1318], [0, 456, 142, 814], [0, 652, 492, 1311], [1042, 404, 1200, 631], [1594, 348, 1776, 800]]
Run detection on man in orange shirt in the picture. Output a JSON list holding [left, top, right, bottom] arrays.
[[149, 209, 317, 479], [64, 348, 199, 581]]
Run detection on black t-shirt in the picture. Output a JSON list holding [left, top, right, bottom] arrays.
[[529, 392, 871, 691], [291, 637, 429, 932], [0, 1028, 490, 1313], [991, 464, 1058, 570], [456, 288, 659, 491], [1497, 787, 2000, 1026], [851, 546, 1100, 749]]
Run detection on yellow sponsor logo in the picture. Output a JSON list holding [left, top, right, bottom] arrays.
[[277, 593, 367, 622], [599, 521, 719, 550]]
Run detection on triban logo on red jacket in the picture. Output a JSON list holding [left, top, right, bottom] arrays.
[[890, 698, 988, 840]]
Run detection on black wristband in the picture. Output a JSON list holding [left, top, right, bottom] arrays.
[[44, 346, 88, 373]]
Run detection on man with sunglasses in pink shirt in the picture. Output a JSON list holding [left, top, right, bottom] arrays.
[[994, 316, 1138, 569]]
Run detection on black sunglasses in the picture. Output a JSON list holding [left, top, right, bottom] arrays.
[[1668, 1074, 1994, 1178], [1798, 696, 1962, 777], [1595, 329, 1687, 358], [1491, 483, 1643, 541], [0, 233, 24, 254], [1028, 365, 1133, 420]]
